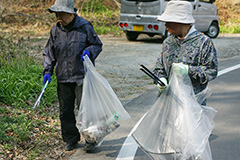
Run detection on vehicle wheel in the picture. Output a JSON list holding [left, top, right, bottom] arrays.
[[126, 31, 139, 41], [205, 22, 219, 38]]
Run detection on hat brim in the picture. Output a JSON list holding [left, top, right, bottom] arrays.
[[157, 15, 195, 24]]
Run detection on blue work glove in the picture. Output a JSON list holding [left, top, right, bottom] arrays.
[[157, 77, 168, 93], [43, 73, 51, 85], [81, 50, 90, 61], [172, 63, 189, 75]]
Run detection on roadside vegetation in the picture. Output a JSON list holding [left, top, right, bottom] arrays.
[[0, 33, 63, 159], [216, 0, 240, 33], [0, 0, 239, 159]]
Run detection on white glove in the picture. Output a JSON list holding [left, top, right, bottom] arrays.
[[172, 63, 189, 75], [157, 77, 168, 93]]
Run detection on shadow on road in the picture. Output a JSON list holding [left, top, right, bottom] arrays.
[[136, 37, 164, 44], [79, 137, 127, 158], [125, 34, 165, 44]]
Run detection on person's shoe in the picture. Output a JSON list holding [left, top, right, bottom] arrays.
[[65, 142, 78, 151], [83, 141, 97, 151]]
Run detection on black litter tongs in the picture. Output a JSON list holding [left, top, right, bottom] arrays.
[[140, 64, 165, 87]]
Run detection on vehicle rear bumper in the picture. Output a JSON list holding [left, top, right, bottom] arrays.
[[119, 14, 166, 36]]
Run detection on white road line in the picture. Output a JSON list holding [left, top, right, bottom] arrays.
[[116, 64, 240, 160], [217, 64, 240, 76], [116, 113, 147, 160]]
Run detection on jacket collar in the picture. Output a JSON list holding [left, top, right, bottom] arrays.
[[176, 25, 199, 43], [57, 15, 90, 32], [185, 25, 197, 39]]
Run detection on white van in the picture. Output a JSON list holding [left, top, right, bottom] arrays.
[[118, 0, 219, 41]]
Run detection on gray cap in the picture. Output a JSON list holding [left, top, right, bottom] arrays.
[[49, 0, 77, 14]]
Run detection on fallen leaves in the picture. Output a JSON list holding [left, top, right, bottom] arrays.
[[0, 104, 70, 160]]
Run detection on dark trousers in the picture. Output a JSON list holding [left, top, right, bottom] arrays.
[[57, 83, 82, 144]]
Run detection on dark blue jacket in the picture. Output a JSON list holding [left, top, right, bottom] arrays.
[[43, 15, 102, 83]]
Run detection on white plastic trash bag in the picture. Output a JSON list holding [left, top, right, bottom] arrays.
[[132, 66, 217, 160], [76, 55, 130, 146]]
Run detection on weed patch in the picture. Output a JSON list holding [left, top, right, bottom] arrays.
[[0, 34, 68, 159]]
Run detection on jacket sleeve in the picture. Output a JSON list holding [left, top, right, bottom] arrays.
[[153, 53, 169, 84], [42, 29, 56, 75], [188, 38, 218, 84], [83, 24, 103, 61]]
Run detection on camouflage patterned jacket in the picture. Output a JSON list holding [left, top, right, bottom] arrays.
[[42, 15, 102, 83], [154, 29, 218, 94]]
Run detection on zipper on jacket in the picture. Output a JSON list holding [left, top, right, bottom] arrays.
[[66, 31, 71, 81]]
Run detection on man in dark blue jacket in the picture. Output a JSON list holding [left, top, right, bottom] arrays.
[[42, 0, 102, 151]]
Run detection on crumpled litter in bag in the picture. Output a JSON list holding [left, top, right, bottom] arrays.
[[132, 67, 217, 160], [76, 55, 130, 146]]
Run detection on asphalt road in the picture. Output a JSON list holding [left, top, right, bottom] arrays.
[[70, 34, 240, 160], [209, 56, 240, 160]]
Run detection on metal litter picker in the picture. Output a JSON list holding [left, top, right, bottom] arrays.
[[32, 81, 49, 109], [140, 64, 165, 87]]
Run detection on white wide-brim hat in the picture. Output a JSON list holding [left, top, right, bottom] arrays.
[[49, 0, 77, 14], [157, 1, 195, 24]]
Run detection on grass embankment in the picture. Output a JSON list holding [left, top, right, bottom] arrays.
[[0, 0, 122, 37], [216, 0, 240, 33], [0, 33, 65, 159], [0, 0, 240, 36]]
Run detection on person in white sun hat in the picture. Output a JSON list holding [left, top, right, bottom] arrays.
[[153, 0, 218, 105]]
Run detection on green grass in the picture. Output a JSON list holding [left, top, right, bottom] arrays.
[[0, 34, 59, 159], [80, 0, 108, 13], [220, 19, 240, 33], [94, 24, 121, 35], [0, 35, 57, 108], [0, 108, 32, 144], [77, 1, 122, 36]]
